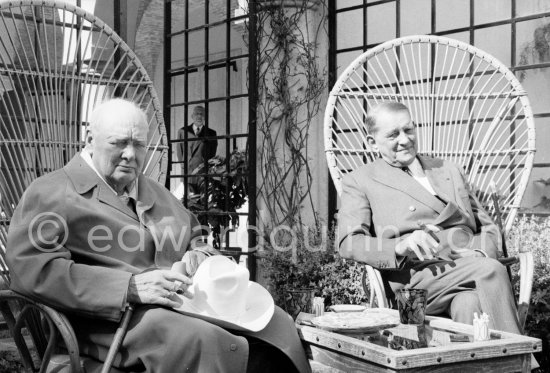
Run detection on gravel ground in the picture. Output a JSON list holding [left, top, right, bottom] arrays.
[[0, 329, 38, 372]]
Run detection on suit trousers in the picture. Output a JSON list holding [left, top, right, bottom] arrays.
[[406, 256, 521, 334]]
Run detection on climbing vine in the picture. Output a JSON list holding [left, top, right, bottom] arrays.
[[249, 0, 327, 240]]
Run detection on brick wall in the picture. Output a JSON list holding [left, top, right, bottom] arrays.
[[133, 0, 163, 78]]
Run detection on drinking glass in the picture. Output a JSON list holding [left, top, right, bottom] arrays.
[[396, 289, 427, 325]]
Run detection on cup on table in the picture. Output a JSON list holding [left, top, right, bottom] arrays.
[[396, 289, 427, 325]]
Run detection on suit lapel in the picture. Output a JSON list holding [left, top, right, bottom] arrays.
[[420, 156, 457, 204], [422, 156, 476, 218], [370, 158, 446, 213]]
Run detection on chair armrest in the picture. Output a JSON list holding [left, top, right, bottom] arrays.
[[363, 265, 390, 308], [497, 256, 519, 266], [0, 289, 84, 373], [498, 253, 534, 331], [517, 252, 534, 330]]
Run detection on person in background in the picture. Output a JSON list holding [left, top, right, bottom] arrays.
[[177, 106, 218, 194]]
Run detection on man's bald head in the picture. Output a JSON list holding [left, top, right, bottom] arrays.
[[365, 101, 410, 135], [89, 98, 148, 135], [85, 99, 148, 194]]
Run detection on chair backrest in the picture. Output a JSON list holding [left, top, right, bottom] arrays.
[[325, 35, 536, 235], [0, 0, 168, 285]]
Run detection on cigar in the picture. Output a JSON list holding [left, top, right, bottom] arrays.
[[417, 221, 440, 243]]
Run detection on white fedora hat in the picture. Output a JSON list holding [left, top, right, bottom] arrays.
[[173, 255, 275, 332]]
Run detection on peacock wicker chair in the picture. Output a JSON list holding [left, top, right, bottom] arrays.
[[325, 35, 536, 330], [0, 1, 168, 372]]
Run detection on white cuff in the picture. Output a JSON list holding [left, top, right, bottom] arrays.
[[473, 249, 488, 257]]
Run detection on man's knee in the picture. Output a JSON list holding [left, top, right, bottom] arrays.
[[247, 337, 297, 373], [462, 257, 507, 279], [135, 307, 222, 345], [449, 291, 482, 324], [477, 257, 507, 278]]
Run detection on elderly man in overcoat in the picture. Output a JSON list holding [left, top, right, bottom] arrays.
[[6, 98, 310, 373]]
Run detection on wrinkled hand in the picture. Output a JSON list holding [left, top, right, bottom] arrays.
[[395, 224, 441, 261], [449, 248, 483, 260], [179, 246, 221, 278], [127, 270, 193, 308]]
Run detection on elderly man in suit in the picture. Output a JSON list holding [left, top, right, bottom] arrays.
[[177, 106, 218, 194], [6, 99, 310, 373], [338, 101, 522, 335]]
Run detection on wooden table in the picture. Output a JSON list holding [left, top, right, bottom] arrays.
[[296, 310, 542, 372]]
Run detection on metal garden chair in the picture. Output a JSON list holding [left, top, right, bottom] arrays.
[[0, 1, 167, 371], [324, 35, 536, 330]]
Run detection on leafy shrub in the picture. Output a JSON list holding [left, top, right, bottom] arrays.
[[262, 223, 369, 309], [317, 257, 369, 307], [507, 214, 550, 372], [261, 224, 336, 307]]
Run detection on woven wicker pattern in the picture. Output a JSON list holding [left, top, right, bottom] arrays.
[[0, 0, 167, 284], [325, 35, 536, 233]]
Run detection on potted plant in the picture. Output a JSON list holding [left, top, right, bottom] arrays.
[[261, 223, 336, 319], [187, 150, 248, 251]]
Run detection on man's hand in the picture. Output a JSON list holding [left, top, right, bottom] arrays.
[[127, 270, 193, 308], [395, 224, 441, 261]]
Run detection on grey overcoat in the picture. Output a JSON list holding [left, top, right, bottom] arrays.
[[7, 154, 310, 373]]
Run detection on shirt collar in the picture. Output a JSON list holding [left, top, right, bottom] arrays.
[[80, 149, 138, 200]]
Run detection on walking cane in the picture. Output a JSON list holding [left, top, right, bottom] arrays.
[[100, 304, 135, 373]]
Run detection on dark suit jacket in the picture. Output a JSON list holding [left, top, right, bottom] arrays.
[[177, 124, 217, 185], [338, 156, 501, 293]]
